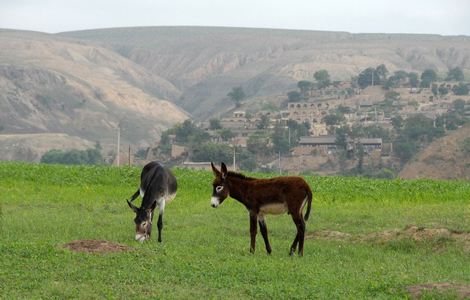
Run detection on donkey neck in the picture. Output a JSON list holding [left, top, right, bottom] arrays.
[[226, 173, 254, 208]]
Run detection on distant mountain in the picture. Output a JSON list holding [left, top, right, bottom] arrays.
[[399, 125, 470, 180], [0, 29, 188, 152], [60, 26, 470, 118]]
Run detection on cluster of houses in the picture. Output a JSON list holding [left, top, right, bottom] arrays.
[[159, 80, 470, 171]]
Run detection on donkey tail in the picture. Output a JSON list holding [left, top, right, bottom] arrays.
[[304, 187, 313, 221]]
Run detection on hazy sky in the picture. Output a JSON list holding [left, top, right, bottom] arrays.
[[1, 0, 469, 35]]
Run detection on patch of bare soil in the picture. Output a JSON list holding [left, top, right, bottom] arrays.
[[361, 225, 470, 243], [305, 230, 352, 240], [306, 226, 470, 252], [408, 283, 470, 299], [61, 240, 133, 254]]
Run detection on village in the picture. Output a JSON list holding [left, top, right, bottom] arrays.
[[151, 66, 470, 176], [142, 67, 470, 176]]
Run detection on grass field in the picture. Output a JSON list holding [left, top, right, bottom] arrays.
[[1, 162, 470, 299]]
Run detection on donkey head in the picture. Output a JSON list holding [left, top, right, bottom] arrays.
[[210, 162, 229, 208], [127, 200, 157, 242]]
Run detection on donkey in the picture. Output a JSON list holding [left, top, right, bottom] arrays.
[[127, 161, 177, 243], [210, 162, 312, 256]]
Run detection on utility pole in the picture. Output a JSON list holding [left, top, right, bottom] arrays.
[[116, 126, 120, 167], [232, 145, 236, 171], [371, 71, 374, 86], [128, 145, 131, 167], [288, 127, 291, 149], [278, 151, 281, 175]]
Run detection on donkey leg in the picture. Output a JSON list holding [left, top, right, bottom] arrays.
[[258, 217, 272, 254], [157, 213, 163, 243], [249, 212, 257, 253], [290, 214, 303, 256], [290, 234, 299, 256], [129, 189, 140, 202], [157, 200, 165, 243], [297, 217, 306, 256]]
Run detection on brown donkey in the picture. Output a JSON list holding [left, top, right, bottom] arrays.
[[210, 162, 313, 256]]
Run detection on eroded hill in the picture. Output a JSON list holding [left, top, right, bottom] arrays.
[[399, 125, 470, 180], [0, 29, 188, 152], [60, 27, 470, 118]]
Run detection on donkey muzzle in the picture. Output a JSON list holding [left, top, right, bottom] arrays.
[[211, 196, 219, 208]]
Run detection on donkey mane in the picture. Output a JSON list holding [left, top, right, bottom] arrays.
[[227, 171, 256, 181]]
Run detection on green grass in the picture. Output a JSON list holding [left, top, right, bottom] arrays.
[[1, 162, 470, 299]]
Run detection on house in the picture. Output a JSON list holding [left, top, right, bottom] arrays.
[[298, 136, 382, 154], [181, 161, 212, 170]]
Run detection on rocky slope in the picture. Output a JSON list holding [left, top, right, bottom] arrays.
[[0, 29, 188, 154], [60, 27, 470, 118], [399, 125, 470, 180]]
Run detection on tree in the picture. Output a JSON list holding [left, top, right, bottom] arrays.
[[453, 99, 466, 113], [191, 142, 232, 163], [384, 75, 400, 89], [452, 83, 469, 96], [297, 80, 312, 97], [357, 67, 376, 89], [209, 118, 222, 130], [357, 65, 387, 89], [322, 113, 344, 126], [446, 67, 464, 82], [391, 116, 403, 132], [356, 143, 365, 174], [462, 138, 470, 155], [286, 120, 310, 147], [220, 128, 235, 141], [438, 84, 449, 97], [271, 123, 290, 154], [335, 126, 351, 151], [420, 69, 437, 88], [408, 72, 419, 88], [257, 114, 270, 129], [431, 84, 438, 96], [402, 114, 444, 142], [393, 138, 417, 164], [361, 124, 391, 142], [135, 148, 148, 159], [227, 86, 246, 108], [375, 64, 389, 83], [238, 149, 257, 171], [247, 134, 270, 157], [287, 91, 302, 102], [174, 120, 210, 144], [40, 148, 103, 165], [313, 70, 331, 89]]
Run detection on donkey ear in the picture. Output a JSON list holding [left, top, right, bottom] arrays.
[[127, 200, 139, 213], [221, 162, 228, 179], [211, 162, 221, 176]]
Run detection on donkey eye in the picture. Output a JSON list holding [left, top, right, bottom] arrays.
[[216, 186, 224, 193]]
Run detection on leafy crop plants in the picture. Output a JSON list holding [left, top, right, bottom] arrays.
[[1, 162, 469, 299]]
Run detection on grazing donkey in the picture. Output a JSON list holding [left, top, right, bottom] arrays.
[[210, 162, 312, 256], [127, 161, 177, 243]]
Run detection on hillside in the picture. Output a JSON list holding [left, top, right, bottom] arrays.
[[60, 26, 470, 118], [0, 29, 188, 155], [399, 125, 470, 180], [0, 133, 94, 162]]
